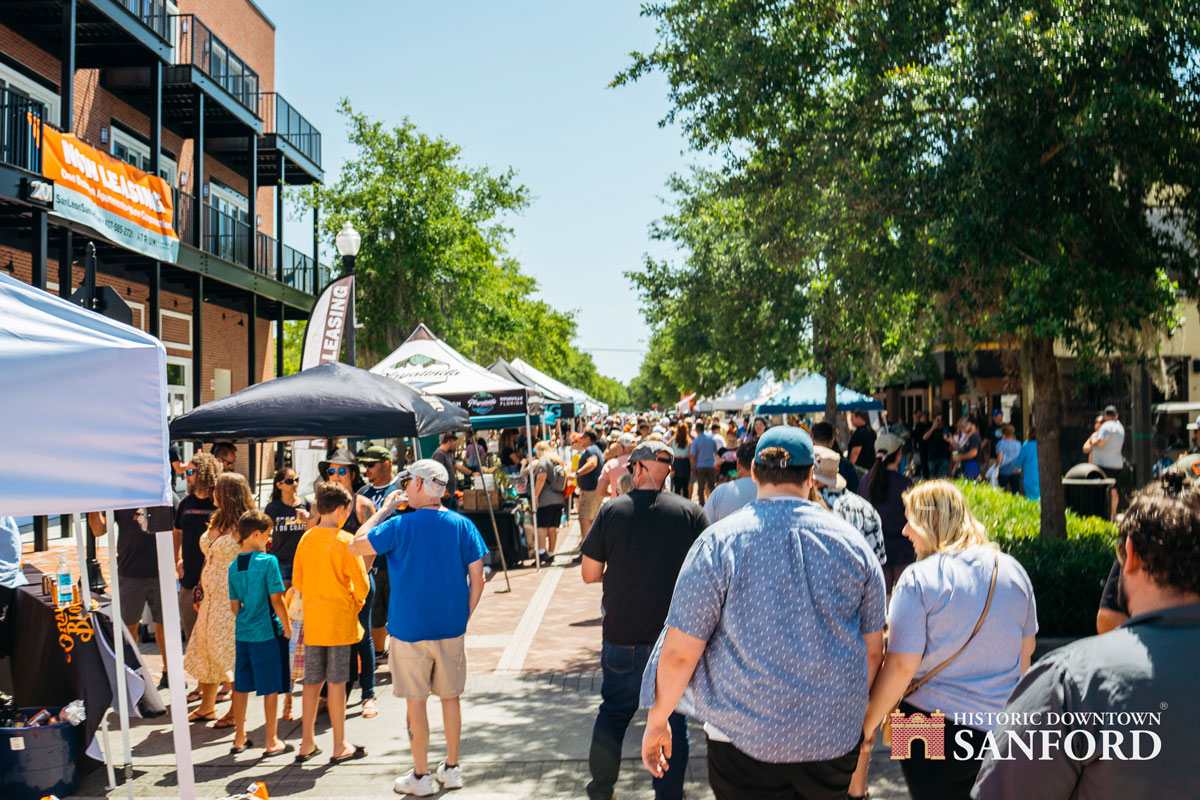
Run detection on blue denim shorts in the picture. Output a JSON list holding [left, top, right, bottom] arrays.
[[234, 636, 291, 696]]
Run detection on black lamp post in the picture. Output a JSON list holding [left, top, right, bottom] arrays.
[[334, 222, 361, 366]]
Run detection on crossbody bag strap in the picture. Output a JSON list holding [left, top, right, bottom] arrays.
[[904, 551, 1000, 697]]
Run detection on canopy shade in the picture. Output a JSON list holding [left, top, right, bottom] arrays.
[[675, 393, 696, 414], [756, 374, 883, 415], [371, 324, 541, 419], [509, 358, 605, 416], [696, 370, 785, 413], [0, 272, 172, 515], [489, 358, 566, 402], [169, 361, 469, 442]]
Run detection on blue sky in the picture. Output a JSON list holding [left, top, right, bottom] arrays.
[[256, 0, 696, 383]]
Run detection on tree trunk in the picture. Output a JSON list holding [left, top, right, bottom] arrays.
[[1030, 335, 1067, 539], [824, 368, 838, 422]]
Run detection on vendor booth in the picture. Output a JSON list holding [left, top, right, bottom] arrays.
[[0, 271, 177, 800], [756, 374, 883, 415]]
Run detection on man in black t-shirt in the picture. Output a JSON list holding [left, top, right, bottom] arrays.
[[88, 508, 167, 682], [847, 410, 877, 471], [580, 440, 709, 800], [172, 453, 219, 639]]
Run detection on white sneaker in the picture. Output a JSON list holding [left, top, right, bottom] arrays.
[[393, 770, 438, 796], [436, 761, 464, 789]]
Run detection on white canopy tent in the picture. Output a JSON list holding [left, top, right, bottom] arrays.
[[509, 358, 607, 417], [696, 370, 785, 414], [0, 271, 190, 799]]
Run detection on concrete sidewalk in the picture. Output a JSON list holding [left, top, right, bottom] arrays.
[[67, 518, 909, 799]]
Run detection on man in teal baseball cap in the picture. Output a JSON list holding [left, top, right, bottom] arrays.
[[641, 422, 886, 800]]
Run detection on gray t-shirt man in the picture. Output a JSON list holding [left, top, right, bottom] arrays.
[[432, 447, 458, 495]]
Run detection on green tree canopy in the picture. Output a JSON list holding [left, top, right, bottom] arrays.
[[621, 0, 1200, 536], [296, 101, 628, 410]]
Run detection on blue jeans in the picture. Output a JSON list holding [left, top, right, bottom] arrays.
[[349, 571, 375, 700], [587, 641, 688, 800]]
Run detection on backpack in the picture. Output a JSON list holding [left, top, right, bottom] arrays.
[[548, 460, 568, 493]]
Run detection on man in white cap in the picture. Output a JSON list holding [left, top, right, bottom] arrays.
[[350, 459, 488, 796], [811, 446, 886, 566]]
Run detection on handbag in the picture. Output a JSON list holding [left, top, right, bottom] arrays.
[[881, 552, 999, 747]]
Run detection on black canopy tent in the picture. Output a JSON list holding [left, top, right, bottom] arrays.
[[169, 361, 469, 442]]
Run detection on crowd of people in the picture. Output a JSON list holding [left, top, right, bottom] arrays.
[[568, 409, 1195, 800], [18, 399, 1191, 800]]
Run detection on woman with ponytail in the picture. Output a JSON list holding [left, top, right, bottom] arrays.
[[858, 432, 914, 597]]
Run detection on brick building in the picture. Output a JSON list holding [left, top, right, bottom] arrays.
[[0, 0, 329, 549]]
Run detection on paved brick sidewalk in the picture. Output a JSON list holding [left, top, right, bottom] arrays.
[[57, 516, 907, 799]]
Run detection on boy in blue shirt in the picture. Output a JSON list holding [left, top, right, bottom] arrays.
[[228, 509, 293, 757]]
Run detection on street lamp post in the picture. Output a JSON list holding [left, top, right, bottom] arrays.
[[334, 222, 361, 366]]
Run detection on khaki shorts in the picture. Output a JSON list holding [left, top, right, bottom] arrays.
[[577, 489, 603, 522], [388, 635, 467, 699]]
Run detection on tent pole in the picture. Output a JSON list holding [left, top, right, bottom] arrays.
[[105, 510, 135, 798], [525, 413, 540, 572], [474, 427, 511, 594], [75, 515, 115, 790], [155, 525, 196, 800]]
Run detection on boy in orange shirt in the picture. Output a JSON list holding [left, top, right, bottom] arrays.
[[292, 482, 369, 764]]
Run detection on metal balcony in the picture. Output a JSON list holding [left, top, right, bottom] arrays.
[[255, 92, 323, 184], [0, 0, 174, 66], [0, 88, 45, 174]]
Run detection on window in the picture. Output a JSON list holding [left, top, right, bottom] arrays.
[[207, 179, 250, 264], [0, 62, 59, 123], [110, 126, 177, 186]]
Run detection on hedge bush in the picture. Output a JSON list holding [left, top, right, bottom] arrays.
[[953, 480, 1117, 638]]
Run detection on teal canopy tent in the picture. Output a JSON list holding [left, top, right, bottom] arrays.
[[756, 374, 882, 415]]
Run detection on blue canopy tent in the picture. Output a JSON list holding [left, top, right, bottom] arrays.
[[756, 374, 882, 415]]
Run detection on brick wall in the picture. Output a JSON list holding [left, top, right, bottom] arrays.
[[179, 0, 275, 92]]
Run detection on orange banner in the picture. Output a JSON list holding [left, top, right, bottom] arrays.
[[39, 124, 179, 262]]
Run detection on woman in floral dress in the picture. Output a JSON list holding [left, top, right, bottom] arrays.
[[184, 471, 255, 725]]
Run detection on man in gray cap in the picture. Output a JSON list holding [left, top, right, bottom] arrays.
[[350, 459, 488, 796], [580, 440, 709, 800]]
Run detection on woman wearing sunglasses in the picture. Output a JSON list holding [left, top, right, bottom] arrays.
[[316, 448, 379, 718], [264, 468, 312, 587]]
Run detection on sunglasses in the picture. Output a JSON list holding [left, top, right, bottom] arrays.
[[185, 468, 196, 476], [280, 477, 297, 485], [326, 466, 349, 476]]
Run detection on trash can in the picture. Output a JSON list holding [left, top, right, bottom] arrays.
[[1062, 463, 1116, 519], [0, 709, 80, 800]]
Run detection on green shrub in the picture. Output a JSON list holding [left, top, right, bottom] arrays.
[[953, 480, 1117, 638]]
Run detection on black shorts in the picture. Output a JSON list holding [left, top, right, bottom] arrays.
[[706, 736, 860, 800], [1095, 464, 1133, 494], [536, 503, 564, 528]]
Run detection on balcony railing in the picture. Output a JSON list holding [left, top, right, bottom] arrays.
[[0, 88, 44, 173], [117, 0, 173, 44], [261, 93, 321, 168], [174, 14, 259, 113], [175, 188, 325, 292]]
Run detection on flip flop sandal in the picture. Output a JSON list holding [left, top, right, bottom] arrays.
[[362, 699, 378, 719], [294, 746, 322, 764], [186, 690, 202, 704], [229, 739, 254, 755], [329, 745, 367, 764], [187, 710, 216, 723], [262, 743, 295, 758], [216, 691, 233, 703], [212, 715, 236, 729]]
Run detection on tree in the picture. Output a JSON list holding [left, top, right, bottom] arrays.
[[298, 102, 626, 406], [620, 0, 1200, 537]]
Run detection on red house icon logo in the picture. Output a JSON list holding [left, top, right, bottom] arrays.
[[889, 709, 946, 760]]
